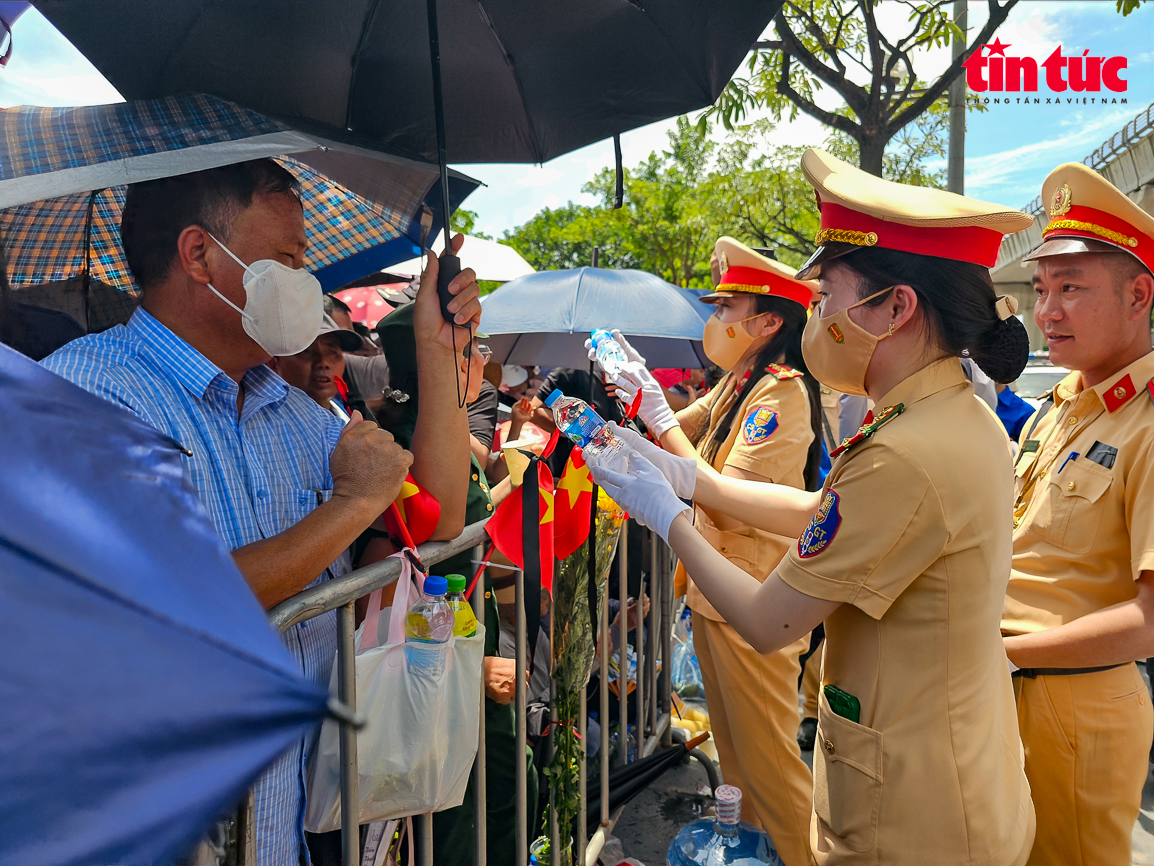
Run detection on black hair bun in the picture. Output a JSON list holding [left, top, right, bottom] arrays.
[[971, 315, 1030, 385]]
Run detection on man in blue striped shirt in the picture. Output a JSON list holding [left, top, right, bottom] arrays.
[[43, 160, 481, 864]]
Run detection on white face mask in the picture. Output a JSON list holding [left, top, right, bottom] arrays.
[[205, 233, 323, 357]]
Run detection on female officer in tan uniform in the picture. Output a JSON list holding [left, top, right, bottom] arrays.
[[590, 150, 1037, 865], [597, 237, 822, 866]]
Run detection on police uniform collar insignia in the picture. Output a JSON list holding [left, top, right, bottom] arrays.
[[1101, 373, 1137, 413], [830, 403, 905, 458], [1049, 182, 1073, 217], [1147, 377, 1154, 407]]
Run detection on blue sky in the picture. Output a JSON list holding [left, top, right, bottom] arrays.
[[3, 2, 1152, 238]]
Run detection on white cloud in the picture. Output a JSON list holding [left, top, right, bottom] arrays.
[[0, 8, 122, 108], [515, 166, 566, 187]]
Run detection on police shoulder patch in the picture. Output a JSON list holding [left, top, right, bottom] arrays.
[[766, 363, 803, 380], [798, 490, 842, 558], [741, 405, 779, 444]]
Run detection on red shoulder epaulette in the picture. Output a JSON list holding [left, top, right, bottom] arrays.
[[766, 363, 803, 380], [830, 403, 905, 458]]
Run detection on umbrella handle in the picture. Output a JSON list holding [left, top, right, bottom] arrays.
[[437, 253, 463, 325]]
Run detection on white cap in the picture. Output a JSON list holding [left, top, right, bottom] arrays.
[[501, 365, 528, 388]]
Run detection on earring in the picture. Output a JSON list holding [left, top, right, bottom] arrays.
[[887, 323, 895, 337]]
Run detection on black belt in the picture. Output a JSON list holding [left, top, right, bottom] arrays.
[[1011, 663, 1127, 679]]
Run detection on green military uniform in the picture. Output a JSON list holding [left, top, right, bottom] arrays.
[[378, 304, 535, 866]]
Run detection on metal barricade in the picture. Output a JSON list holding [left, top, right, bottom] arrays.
[[257, 518, 674, 866]]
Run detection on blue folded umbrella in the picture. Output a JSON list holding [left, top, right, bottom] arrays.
[[0, 343, 329, 866]]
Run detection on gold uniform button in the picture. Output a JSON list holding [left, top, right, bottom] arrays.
[[486, 502, 494, 512], [823, 739, 835, 755], [1068, 416, 1078, 425], [485, 591, 492, 599], [1067, 481, 1075, 491], [1114, 385, 1127, 400], [472, 473, 479, 481]]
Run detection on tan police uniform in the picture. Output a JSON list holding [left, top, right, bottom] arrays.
[[777, 149, 1036, 865], [676, 237, 818, 866], [779, 360, 1035, 866], [1003, 161, 1154, 866]]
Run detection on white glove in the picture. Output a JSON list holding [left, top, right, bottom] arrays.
[[607, 423, 696, 499], [584, 331, 678, 437], [584, 447, 692, 543]]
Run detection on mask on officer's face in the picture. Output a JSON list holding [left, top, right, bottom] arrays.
[[801, 287, 897, 396], [702, 310, 764, 371]]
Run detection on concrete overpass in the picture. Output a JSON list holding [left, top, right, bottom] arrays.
[[991, 102, 1154, 350]]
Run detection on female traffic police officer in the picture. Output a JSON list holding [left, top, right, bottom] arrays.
[[590, 149, 1037, 865], [599, 237, 824, 866], [373, 302, 536, 866]]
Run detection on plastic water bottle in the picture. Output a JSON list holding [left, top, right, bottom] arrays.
[[543, 389, 629, 469], [404, 575, 454, 677], [590, 329, 629, 380], [445, 574, 478, 637], [667, 785, 784, 866]]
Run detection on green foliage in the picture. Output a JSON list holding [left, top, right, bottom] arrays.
[[1117, 0, 1145, 15], [504, 108, 953, 277], [450, 208, 492, 240], [705, 0, 1018, 174]]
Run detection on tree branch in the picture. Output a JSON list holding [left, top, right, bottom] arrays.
[[775, 49, 861, 137], [886, 0, 1018, 136], [785, 1, 848, 74], [775, 12, 869, 117]]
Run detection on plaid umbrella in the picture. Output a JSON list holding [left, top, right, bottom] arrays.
[[0, 95, 479, 300]]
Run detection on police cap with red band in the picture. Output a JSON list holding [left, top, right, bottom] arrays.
[[795, 149, 1033, 280], [1023, 161, 1154, 275], [701, 236, 817, 309]]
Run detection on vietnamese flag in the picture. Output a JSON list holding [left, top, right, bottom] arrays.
[[485, 460, 556, 595], [382, 473, 441, 546], [553, 448, 595, 561]]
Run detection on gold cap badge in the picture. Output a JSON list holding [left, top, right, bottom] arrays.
[[1049, 183, 1073, 217]]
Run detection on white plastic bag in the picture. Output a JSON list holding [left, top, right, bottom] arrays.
[[305, 552, 485, 831]]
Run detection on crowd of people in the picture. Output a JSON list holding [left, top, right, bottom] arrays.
[[3, 138, 1154, 866]]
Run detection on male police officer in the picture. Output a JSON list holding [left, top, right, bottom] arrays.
[[1004, 162, 1154, 865]]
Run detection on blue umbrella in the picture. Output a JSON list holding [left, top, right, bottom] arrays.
[[0, 343, 330, 866], [479, 267, 707, 369]]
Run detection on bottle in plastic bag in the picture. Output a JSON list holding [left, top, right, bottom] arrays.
[[445, 574, 478, 637], [672, 611, 704, 699], [590, 328, 629, 380], [543, 389, 629, 469], [667, 785, 784, 866], [404, 574, 455, 677]]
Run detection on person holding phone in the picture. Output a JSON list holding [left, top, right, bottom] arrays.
[[586, 150, 1037, 865], [592, 237, 823, 866]]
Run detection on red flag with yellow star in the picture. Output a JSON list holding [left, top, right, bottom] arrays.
[[382, 473, 441, 546], [485, 460, 556, 595], [553, 448, 595, 560]]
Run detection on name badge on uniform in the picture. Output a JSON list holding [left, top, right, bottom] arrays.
[[798, 490, 842, 558], [741, 406, 779, 444]]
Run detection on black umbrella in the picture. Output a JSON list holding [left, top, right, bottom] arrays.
[[585, 731, 711, 831], [39, 0, 784, 394], [37, 1, 784, 167]]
